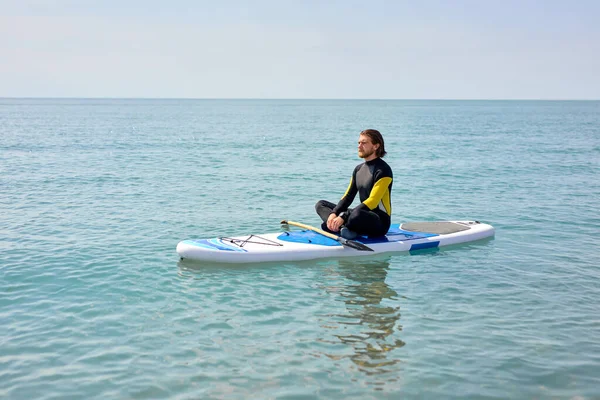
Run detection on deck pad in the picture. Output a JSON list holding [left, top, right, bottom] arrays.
[[401, 221, 472, 234]]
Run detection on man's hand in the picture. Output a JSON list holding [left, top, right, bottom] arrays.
[[326, 213, 344, 232]]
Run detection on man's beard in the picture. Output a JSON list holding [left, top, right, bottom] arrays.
[[359, 149, 375, 159]]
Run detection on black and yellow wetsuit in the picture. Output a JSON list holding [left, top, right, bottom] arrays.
[[316, 157, 393, 237]]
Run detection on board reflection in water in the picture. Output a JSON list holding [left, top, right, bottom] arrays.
[[320, 256, 405, 376]]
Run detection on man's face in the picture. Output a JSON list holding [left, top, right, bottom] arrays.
[[358, 134, 378, 159]]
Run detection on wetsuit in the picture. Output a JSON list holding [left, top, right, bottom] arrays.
[[315, 157, 393, 237]]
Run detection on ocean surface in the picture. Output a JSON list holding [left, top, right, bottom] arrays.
[[1, 98, 599, 399]]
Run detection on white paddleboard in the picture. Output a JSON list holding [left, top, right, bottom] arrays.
[[176, 220, 494, 264]]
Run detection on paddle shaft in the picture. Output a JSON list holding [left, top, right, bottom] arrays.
[[282, 220, 341, 241]]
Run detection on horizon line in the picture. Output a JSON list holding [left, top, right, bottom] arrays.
[[1, 96, 599, 101]]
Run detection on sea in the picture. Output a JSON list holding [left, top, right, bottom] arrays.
[[1, 98, 599, 399]]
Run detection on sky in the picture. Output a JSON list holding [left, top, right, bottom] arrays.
[[1, 0, 599, 99]]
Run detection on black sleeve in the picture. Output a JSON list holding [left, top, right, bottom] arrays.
[[332, 166, 358, 216]]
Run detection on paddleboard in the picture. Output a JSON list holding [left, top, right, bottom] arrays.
[[176, 220, 494, 263]]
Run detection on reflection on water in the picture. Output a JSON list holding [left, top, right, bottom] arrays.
[[177, 255, 407, 379], [320, 256, 405, 375]]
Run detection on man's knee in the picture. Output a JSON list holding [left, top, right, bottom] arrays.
[[315, 199, 330, 211], [346, 208, 363, 222]]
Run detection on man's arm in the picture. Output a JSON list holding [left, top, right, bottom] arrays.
[[332, 176, 357, 216], [359, 177, 393, 211], [328, 171, 358, 232]]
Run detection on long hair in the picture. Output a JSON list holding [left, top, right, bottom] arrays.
[[360, 129, 387, 158]]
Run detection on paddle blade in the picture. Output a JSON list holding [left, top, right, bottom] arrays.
[[339, 238, 374, 252]]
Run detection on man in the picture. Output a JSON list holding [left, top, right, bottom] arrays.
[[315, 129, 393, 239]]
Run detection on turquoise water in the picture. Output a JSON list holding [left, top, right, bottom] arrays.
[[1, 99, 599, 399]]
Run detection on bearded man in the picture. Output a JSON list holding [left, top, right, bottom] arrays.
[[315, 129, 393, 239]]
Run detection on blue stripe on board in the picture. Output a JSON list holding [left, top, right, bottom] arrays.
[[278, 224, 440, 246], [277, 231, 341, 246], [410, 241, 440, 251]]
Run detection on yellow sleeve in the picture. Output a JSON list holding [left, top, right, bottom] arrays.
[[341, 177, 354, 199], [362, 177, 393, 211]]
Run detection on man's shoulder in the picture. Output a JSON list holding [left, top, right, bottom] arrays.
[[375, 157, 393, 177], [376, 157, 391, 167], [375, 157, 392, 170], [356, 158, 392, 176]]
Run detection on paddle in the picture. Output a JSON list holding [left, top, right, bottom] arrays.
[[280, 220, 374, 252]]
